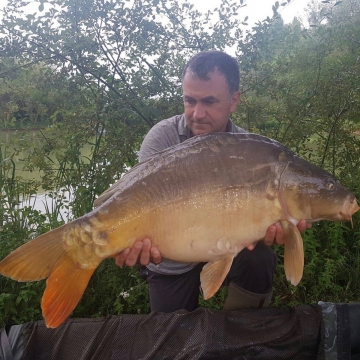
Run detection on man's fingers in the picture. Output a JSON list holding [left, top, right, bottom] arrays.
[[297, 220, 306, 232], [139, 238, 151, 265], [114, 238, 163, 267], [263, 224, 277, 246], [150, 246, 162, 264], [264, 222, 286, 246], [246, 243, 257, 251], [297, 219, 312, 232], [115, 248, 130, 267], [274, 222, 285, 245], [124, 240, 143, 266]]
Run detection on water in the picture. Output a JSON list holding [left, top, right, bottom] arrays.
[[0, 129, 92, 218]]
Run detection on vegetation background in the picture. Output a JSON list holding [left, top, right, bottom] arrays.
[[0, 0, 359, 327]]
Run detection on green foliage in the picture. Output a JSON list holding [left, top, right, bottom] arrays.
[[0, 141, 150, 327], [235, 0, 360, 182], [233, 0, 360, 307], [273, 217, 360, 306], [73, 262, 150, 319], [0, 0, 247, 127], [0, 60, 86, 129]]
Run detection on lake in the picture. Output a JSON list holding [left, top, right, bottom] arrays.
[[0, 129, 93, 219]]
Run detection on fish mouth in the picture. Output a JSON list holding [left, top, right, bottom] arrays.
[[339, 197, 360, 228], [339, 212, 354, 227]]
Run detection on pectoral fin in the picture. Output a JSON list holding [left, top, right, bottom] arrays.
[[281, 220, 304, 286], [200, 256, 234, 300]]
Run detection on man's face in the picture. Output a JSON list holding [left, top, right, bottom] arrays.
[[182, 69, 240, 136]]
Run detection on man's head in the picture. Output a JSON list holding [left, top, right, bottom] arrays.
[[182, 50, 241, 136]]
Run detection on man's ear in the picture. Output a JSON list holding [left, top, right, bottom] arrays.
[[230, 91, 241, 113]]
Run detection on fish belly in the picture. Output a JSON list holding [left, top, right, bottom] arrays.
[[100, 187, 283, 263]]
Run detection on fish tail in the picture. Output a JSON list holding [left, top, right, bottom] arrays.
[[41, 254, 96, 328], [0, 225, 69, 281], [0, 224, 98, 328]]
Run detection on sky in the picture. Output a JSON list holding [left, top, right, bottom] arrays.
[[11, 0, 312, 25]]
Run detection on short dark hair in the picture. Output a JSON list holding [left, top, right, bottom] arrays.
[[182, 50, 240, 94]]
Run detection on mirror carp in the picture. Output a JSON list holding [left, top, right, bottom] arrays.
[[0, 133, 358, 328]]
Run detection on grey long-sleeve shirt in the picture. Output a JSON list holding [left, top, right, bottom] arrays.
[[139, 114, 247, 275]]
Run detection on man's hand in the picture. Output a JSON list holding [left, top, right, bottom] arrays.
[[115, 238, 162, 267], [246, 220, 311, 250], [263, 220, 311, 246]]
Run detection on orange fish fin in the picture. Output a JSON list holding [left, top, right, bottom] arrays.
[[0, 225, 69, 281], [42, 254, 96, 328], [200, 256, 234, 300], [281, 220, 304, 286]]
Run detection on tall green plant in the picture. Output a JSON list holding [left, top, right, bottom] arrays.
[[236, 0, 360, 180]]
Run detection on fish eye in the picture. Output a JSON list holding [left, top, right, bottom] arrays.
[[324, 178, 335, 190]]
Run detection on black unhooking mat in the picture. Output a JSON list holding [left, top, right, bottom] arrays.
[[1, 303, 360, 360]]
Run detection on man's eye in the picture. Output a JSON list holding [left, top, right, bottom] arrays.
[[184, 99, 196, 105], [204, 100, 216, 105]]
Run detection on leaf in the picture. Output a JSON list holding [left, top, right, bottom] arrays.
[[39, 3, 44, 12]]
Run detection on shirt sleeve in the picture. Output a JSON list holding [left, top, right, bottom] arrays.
[[139, 119, 181, 162], [231, 123, 248, 134]]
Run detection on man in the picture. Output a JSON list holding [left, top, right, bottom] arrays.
[[115, 50, 310, 312]]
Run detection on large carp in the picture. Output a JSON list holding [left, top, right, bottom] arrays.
[[0, 133, 358, 328]]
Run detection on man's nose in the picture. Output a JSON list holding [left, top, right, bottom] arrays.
[[193, 103, 206, 119]]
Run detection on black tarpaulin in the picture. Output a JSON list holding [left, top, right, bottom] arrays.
[[4, 302, 360, 359], [1, 305, 329, 360]]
